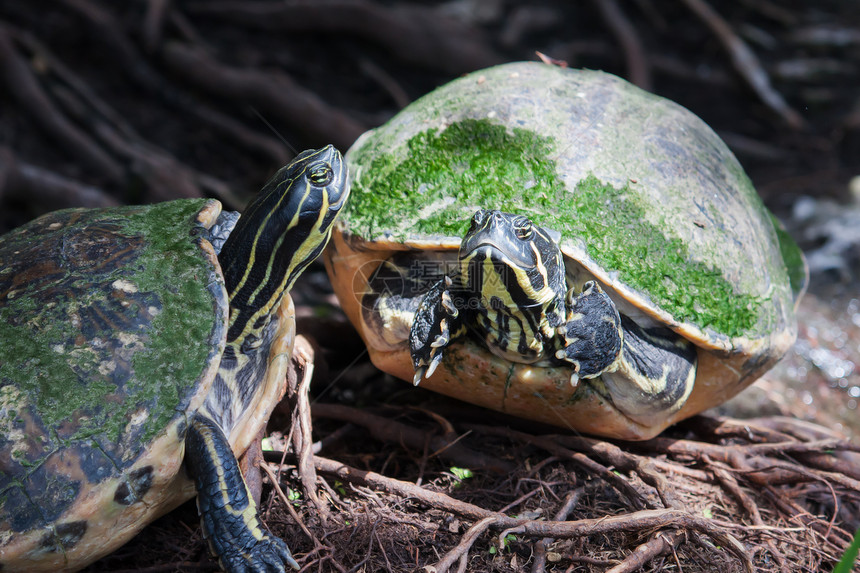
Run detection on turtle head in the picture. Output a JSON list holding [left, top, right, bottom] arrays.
[[219, 145, 349, 344], [451, 210, 567, 364], [458, 210, 565, 310]]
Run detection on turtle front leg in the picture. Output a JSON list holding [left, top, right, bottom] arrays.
[[555, 281, 623, 384], [185, 414, 299, 572], [558, 281, 698, 426], [409, 276, 465, 384]]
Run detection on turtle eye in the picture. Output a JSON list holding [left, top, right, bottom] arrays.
[[308, 161, 333, 186], [514, 219, 534, 240]]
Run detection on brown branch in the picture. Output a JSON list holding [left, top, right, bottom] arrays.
[[313, 454, 494, 521], [530, 488, 583, 573], [142, 0, 172, 54], [312, 403, 515, 474], [554, 434, 682, 509], [58, 0, 290, 165], [466, 425, 651, 510], [751, 416, 850, 442], [635, 436, 859, 461], [6, 18, 247, 206], [746, 456, 860, 492], [682, 415, 795, 443], [314, 454, 752, 571], [800, 452, 860, 483], [357, 58, 411, 110], [498, 510, 751, 572], [710, 463, 787, 569], [161, 41, 365, 151], [431, 515, 498, 573], [287, 336, 327, 518], [260, 463, 316, 550], [38, 69, 243, 205], [606, 529, 686, 573]]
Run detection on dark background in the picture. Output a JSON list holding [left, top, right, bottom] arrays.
[[2, 1, 858, 224]]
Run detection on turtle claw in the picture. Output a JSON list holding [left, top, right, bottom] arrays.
[[218, 531, 299, 572], [413, 346, 444, 385], [430, 328, 449, 349], [440, 284, 458, 317], [412, 368, 426, 386], [424, 352, 443, 379]]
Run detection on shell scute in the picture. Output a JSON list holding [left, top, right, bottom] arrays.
[[112, 465, 155, 506], [38, 521, 88, 554]]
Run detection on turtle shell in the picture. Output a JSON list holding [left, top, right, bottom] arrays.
[[0, 199, 230, 569], [324, 62, 807, 439]]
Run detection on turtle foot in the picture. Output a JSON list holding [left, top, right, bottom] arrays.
[[409, 277, 462, 384], [216, 531, 299, 573], [186, 415, 300, 572], [558, 281, 622, 378]]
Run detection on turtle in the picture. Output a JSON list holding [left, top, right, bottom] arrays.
[[322, 62, 808, 440], [407, 208, 695, 400], [0, 145, 349, 572]]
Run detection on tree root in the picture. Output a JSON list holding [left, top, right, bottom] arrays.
[[0, 146, 118, 208], [182, 0, 502, 75], [591, 0, 651, 90], [159, 41, 365, 150], [304, 454, 752, 573], [0, 0, 372, 218], [0, 26, 124, 183], [311, 402, 515, 474], [678, 0, 806, 129], [264, 405, 860, 572]]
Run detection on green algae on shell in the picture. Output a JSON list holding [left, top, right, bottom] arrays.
[[0, 199, 227, 533]]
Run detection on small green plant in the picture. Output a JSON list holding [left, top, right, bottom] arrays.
[[832, 527, 860, 573], [489, 534, 518, 554], [333, 480, 347, 496], [450, 467, 474, 481]]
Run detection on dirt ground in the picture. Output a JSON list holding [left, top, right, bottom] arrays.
[[1, 1, 859, 572]]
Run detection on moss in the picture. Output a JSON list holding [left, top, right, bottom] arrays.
[[768, 213, 807, 302], [347, 119, 761, 337], [347, 119, 566, 238], [122, 200, 221, 445], [0, 199, 219, 467], [561, 174, 760, 335]]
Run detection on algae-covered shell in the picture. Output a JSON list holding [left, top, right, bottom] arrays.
[[324, 62, 807, 439], [0, 200, 245, 569]]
